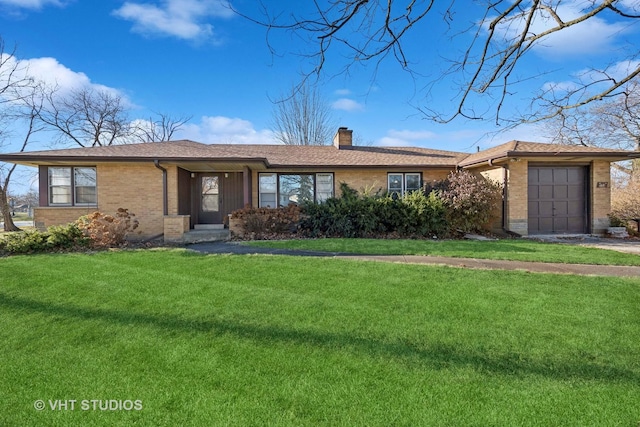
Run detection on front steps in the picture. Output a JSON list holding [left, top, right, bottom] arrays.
[[182, 224, 230, 243]]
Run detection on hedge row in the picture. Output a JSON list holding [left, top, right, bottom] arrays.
[[231, 170, 502, 240]]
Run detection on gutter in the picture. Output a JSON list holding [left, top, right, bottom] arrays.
[[153, 160, 168, 216]]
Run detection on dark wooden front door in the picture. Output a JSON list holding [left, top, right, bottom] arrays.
[[198, 174, 222, 224], [195, 172, 244, 224], [528, 166, 587, 234]]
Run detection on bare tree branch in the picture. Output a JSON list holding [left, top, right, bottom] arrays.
[[131, 112, 193, 143], [270, 82, 336, 145], [0, 36, 42, 231], [238, 0, 639, 126], [34, 86, 133, 147]]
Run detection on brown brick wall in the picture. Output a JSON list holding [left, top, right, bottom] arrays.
[[591, 160, 612, 234], [34, 207, 98, 230], [164, 215, 190, 242], [505, 160, 529, 235], [35, 163, 170, 237], [96, 163, 166, 237]]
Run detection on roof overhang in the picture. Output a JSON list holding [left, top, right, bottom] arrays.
[[0, 155, 271, 170], [459, 151, 640, 169]]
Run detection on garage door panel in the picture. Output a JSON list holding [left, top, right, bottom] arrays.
[[554, 185, 568, 199], [553, 201, 568, 215], [568, 202, 583, 216], [567, 185, 582, 199], [567, 168, 582, 181], [553, 168, 568, 183], [553, 217, 569, 232], [539, 217, 554, 232], [539, 185, 554, 199], [528, 166, 586, 234], [539, 169, 554, 183]]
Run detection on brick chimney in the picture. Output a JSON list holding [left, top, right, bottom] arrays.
[[333, 127, 353, 149]]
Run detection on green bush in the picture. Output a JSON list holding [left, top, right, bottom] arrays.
[[300, 183, 448, 238], [0, 223, 89, 255]]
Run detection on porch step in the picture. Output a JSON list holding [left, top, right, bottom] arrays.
[[182, 229, 230, 244], [194, 224, 225, 230]]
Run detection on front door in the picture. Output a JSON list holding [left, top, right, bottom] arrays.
[[195, 172, 245, 225], [198, 174, 222, 224]]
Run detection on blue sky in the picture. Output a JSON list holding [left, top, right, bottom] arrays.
[[1, 0, 639, 156]]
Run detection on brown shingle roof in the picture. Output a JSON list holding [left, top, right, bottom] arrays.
[[0, 140, 468, 168], [458, 140, 639, 167], [1, 139, 637, 169]]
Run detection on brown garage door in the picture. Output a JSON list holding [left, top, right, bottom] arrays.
[[528, 166, 587, 234]]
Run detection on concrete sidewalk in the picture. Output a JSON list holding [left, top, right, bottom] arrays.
[[188, 242, 640, 278], [335, 254, 640, 277]]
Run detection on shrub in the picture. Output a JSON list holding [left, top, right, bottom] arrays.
[[0, 223, 89, 255], [439, 170, 502, 234], [300, 183, 448, 238], [76, 208, 140, 248], [397, 190, 448, 237], [230, 204, 301, 239], [47, 223, 90, 249], [610, 180, 640, 232]]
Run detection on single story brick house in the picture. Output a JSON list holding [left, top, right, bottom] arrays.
[[0, 127, 637, 241]]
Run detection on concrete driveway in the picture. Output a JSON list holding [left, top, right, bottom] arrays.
[[528, 235, 640, 255]]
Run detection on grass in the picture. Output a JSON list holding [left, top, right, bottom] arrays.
[[246, 237, 640, 266], [1, 249, 639, 426]]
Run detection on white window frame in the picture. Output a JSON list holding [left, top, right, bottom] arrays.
[[48, 166, 97, 206], [387, 172, 422, 197]]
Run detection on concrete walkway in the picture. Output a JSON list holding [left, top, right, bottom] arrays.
[[527, 235, 640, 255], [188, 241, 640, 278]]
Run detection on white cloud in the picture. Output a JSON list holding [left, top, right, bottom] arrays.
[[113, 0, 233, 41], [334, 89, 351, 96], [488, 2, 631, 58], [0, 54, 129, 105], [332, 98, 364, 112], [0, 0, 64, 9], [176, 116, 276, 144], [542, 59, 640, 96], [377, 129, 437, 146]]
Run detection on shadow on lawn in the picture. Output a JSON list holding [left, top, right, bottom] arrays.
[[2, 292, 636, 384]]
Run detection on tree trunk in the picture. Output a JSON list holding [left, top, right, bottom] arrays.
[[0, 187, 20, 232]]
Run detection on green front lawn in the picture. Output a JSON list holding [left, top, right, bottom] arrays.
[[246, 237, 640, 265], [1, 250, 639, 426]]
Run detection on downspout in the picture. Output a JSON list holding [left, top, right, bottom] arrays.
[[501, 165, 508, 233], [500, 164, 520, 236], [154, 160, 168, 216]]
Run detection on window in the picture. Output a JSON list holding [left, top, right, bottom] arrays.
[[387, 173, 422, 197], [259, 173, 334, 207], [74, 167, 97, 205], [201, 176, 219, 212], [316, 173, 334, 202], [48, 167, 97, 206], [49, 167, 72, 205], [259, 173, 277, 208]]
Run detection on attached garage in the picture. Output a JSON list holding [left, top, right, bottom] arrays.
[[528, 166, 588, 234]]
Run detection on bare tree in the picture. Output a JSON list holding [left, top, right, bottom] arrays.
[[131, 112, 192, 142], [239, 1, 639, 126], [270, 82, 336, 145], [0, 37, 41, 231], [36, 86, 133, 147], [545, 80, 640, 178]]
